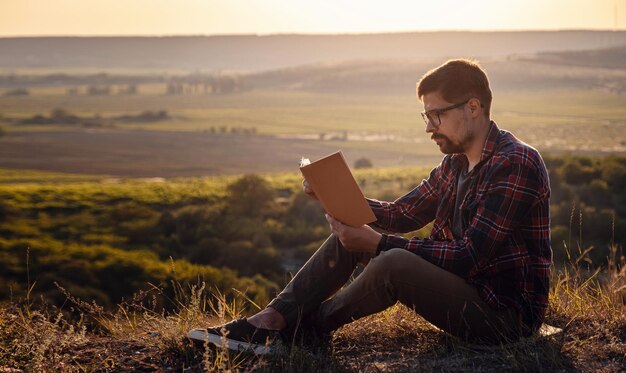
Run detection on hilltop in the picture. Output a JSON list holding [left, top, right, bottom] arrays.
[[1, 31, 626, 71], [1, 262, 624, 372], [0, 158, 625, 371]]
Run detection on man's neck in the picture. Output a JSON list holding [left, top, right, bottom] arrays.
[[464, 119, 491, 172]]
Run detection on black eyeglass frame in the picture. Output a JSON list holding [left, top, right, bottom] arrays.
[[420, 99, 470, 126]]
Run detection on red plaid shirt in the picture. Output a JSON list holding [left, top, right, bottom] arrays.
[[367, 122, 552, 332]]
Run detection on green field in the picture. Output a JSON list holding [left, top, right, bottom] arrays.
[[2, 87, 624, 141], [1, 86, 625, 178]]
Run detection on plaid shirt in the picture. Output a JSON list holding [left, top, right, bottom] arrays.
[[367, 122, 551, 332]]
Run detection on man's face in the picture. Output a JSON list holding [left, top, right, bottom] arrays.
[[421, 91, 473, 155]]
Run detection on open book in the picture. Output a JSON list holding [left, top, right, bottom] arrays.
[[299, 151, 376, 227]]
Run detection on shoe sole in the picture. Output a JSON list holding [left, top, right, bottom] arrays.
[[187, 329, 273, 355]]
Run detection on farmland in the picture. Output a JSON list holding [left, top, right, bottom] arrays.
[[1, 87, 625, 176]]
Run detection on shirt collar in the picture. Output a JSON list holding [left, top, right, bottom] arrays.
[[480, 121, 500, 163]]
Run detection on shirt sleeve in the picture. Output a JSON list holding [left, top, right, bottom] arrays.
[[367, 165, 441, 233], [377, 154, 545, 278]]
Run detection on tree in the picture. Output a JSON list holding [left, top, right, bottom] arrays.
[[354, 157, 373, 169], [87, 85, 111, 96], [226, 174, 276, 218], [560, 160, 598, 185], [125, 84, 138, 95], [601, 161, 626, 192], [3, 88, 29, 96], [50, 108, 80, 124]]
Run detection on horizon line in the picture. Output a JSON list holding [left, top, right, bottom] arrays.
[[1, 28, 626, 39]]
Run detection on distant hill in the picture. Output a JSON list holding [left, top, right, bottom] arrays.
[[246, 53, 626, 94], [1, 31, 625, 71], [534, 45, 626, 69]]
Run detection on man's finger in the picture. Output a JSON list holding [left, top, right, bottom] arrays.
[[302, 179, 318, 200], [325, 214, 338, 231]]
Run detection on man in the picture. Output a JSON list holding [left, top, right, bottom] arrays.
[[188, 59, 552, 353]]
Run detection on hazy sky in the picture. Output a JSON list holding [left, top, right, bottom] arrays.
[[1, 0, 624, 36]]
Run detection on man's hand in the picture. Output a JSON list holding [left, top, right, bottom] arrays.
[[325, 214, 381, 254], [302, 179, 318, 200]]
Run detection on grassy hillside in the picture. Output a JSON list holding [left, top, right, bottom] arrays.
[[1, 249, 624, 371], [0, 166, 433, 308], [1, 154, 624, 307], [536, 45, 626, 69], [0, 157, 624, 371]]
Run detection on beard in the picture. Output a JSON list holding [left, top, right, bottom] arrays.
[[431, 133, 466, 154]]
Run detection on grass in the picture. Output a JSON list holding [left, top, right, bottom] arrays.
[[0, 168, 106, 184], [1, 240, 624, 372], [0, 165, 430, 205]]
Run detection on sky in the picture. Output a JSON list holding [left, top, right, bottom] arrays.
[[0, 0, 625, 37]]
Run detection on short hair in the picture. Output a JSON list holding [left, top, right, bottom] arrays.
[[417, 59, 492, 117]]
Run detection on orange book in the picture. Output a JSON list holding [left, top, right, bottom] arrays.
[[299, 151, 376, 227]]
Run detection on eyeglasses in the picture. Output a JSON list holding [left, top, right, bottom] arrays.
[[420, 99, 470, 127]]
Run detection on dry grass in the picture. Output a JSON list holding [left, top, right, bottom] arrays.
[[1, 248, 624, 372]]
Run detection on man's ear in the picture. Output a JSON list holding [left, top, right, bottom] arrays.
[[468, 98, 482, 117]]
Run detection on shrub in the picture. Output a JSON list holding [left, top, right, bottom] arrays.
[[547, 167, 572, 205], [3, 88, 29, 96], [600, 160, 626, 192], [87, 85, 110, 96], [354, 157, 374, 169], [578, 179, 612, 207], [226, 174, 276, 218], [560, 160, 599, 185]]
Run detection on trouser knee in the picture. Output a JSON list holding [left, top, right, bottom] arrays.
[[365, 248, 413, 276], [362, 248, 437, 304], [361, 248, 414, 291]]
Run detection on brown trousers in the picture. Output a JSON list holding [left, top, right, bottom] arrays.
[[268, 234, 525, 343]]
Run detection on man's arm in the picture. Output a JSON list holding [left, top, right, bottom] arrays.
[[378, 153, 546, 278], [323, 164, 443, 254], [367, 165, 442, 233]]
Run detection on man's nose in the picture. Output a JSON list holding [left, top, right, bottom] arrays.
[[425, 121, 437, 133]]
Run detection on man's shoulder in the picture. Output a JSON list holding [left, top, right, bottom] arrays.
[[494, 130, 545, 169], [485, 130, 551, 195]]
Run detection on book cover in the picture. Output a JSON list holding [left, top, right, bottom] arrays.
[[299, 151, 377, 227]]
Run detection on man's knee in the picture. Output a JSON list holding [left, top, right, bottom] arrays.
[[366, 248, 418, 277], [365, 248, 443, 285]]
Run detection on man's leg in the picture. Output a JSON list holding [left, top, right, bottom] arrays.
[[264, 234, 372, 331], [188, 234, 369, 351], [316, 248, 524, 342]]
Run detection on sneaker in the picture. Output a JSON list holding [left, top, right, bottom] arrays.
[[187, 318, 283, 355]]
